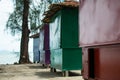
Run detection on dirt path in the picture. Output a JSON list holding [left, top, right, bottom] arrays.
[[0, 64, 83, 80]]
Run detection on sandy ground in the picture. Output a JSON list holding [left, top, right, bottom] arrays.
[[0, 64, 84, 80]]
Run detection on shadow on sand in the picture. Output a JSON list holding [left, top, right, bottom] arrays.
[[35, 71, 81, 78], [28, 64, 46, 69], [28, 64, 81, 78]]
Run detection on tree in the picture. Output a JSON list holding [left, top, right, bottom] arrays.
[[6, 0, 42, 64], [6, 0, 64, 64], [19, 0, 30, 63]]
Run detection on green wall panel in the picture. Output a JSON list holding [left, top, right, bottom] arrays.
[[50, 49, 62, 70], [50, 48, 82, 71], [61, 8, 79, 48], [62, 48, 82, 71]]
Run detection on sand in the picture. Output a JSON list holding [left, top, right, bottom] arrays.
[[0, 64, 84, 80]]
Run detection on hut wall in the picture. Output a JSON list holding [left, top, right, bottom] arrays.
[[50, 8, 82, 71], [82, 46, 120, 80], [79, 0, 120, 47], [33, 38, 40, 63], [80, 0, 120, 80], [39, 24, 50, 66]]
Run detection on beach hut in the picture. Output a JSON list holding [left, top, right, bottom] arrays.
[[39, 24, 50, 67], [43, 1, 82, 76], [79, 0, 120, 80], [30, 33, 40, 63]]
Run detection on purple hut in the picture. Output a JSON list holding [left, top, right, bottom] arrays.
[[39, 24, 50, 67]]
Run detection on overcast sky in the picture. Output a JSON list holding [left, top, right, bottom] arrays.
[[0, 0, 79, 52], [0, 0, 33, 52]]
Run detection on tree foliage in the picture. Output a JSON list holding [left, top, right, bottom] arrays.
[[6, 0, 64, 35], [6, 0, 41, 35]]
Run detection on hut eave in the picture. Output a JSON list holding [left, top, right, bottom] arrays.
[[42, 1, 79, 23]]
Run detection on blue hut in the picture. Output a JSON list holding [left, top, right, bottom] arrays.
[[30, 33, 40, 63]]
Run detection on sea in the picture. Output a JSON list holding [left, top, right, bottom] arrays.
[[0, 51, 33, 64]]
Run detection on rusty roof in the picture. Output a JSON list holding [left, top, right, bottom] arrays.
[[42, 1, 79, 23]]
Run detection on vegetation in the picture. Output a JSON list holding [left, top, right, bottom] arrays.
[[6, 0, 63, 64]]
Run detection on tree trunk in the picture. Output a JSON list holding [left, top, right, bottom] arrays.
[[19, 0, 31, 64]]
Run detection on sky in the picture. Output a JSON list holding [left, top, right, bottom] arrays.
[[0, 0, 33, 52], [0, 0, 79, 52]]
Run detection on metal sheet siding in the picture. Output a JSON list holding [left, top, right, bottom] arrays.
[[50, 48, 82, 71], [61, 8, 79, 48], [95, 46, 120, 80], [49, 11, 61, 49], [82, 48, 89, 79], [79, 0, 120, 47], [62, 48, 82, 71], [39, 24, 50, 65], [40, 50, 45, 64], [50, 49, 63, 70], [33, 38, 40, 62], [45, 50, 50, 64], [39, 28, 44, 50], [50, 8, 82, 71], [44, 24, 50, 50], [40, 50, 50, 65], [83, 46, 120, 80]]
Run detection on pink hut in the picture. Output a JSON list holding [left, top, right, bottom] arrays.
[[79, 0, 120, 80]]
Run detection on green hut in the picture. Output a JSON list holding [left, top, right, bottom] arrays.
[[43, 1, 82, 76]]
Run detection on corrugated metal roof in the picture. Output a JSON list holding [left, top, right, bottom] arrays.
[[29, 33, 39, 38], [42, 1, 79, 23]]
